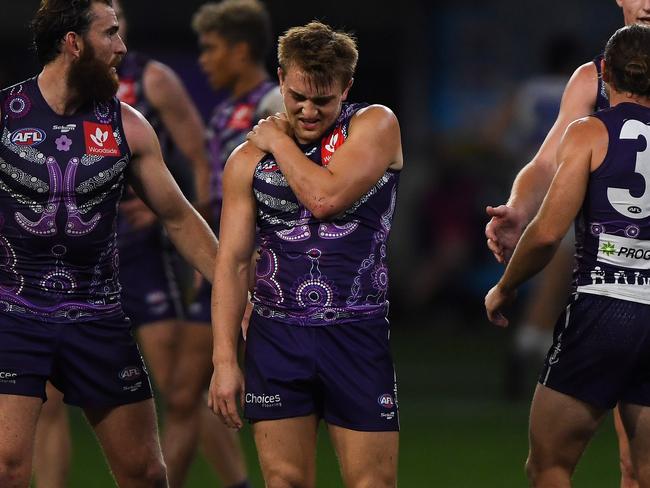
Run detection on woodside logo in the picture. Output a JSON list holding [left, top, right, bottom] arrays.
[[83, 121, 120, 157], [321, 127, 344, 166]]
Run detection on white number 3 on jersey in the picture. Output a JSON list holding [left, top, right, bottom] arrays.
[[607, 119, 650, 219]]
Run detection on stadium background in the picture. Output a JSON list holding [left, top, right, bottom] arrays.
[[0, 1, 628, 486]]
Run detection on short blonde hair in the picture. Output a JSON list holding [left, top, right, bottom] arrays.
[[278, 21, 358, 90]]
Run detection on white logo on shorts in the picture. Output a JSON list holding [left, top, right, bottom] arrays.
[[245, 392, 282, 408], [0, 371, 18, 384]]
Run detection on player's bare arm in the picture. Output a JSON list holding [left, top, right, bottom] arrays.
[[121, 101, 217, 281], [486, 117, 606, 327], [143, 60, 212, 209], [248, 105, 402, 219], [208, 142, 261, 430], [486, 61, 599, 263]]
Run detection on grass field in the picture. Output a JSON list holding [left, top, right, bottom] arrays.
[[57, 320, 622, 487]]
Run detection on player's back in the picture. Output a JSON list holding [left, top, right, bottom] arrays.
[[575, 102, 650, 303]]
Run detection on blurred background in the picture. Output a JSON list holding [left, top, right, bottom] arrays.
[[0, 0, 628, 486]]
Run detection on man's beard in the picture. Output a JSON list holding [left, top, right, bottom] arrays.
[[67, 42, 120, 104]]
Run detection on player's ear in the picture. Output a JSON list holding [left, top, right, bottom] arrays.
[[63, 31, 83, 60], [277, 67, 285, 93], [341, 77, 353, 101], [601, 59, 610, 84], [233, 41, 249, 63]]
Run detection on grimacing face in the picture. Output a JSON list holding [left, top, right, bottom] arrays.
[[279, 66, 352, 144], [617, 0, 650, 25]]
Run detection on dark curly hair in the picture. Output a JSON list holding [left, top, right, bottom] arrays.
[[31, 0, 113, 66], [192, 0, 272, 64]]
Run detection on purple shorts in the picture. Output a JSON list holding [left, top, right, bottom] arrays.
[[540, 292, 650, 409], [119, 229, 187, 328], [0, 313, 152, 407], [244, 314, 399, 432]]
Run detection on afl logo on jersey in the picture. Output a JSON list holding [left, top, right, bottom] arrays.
[[11, 128, 46, 146], [378, 393, 395, 409], [321, 127, 345, 166]]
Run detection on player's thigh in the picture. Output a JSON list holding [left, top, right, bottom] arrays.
[[328, 424, 398, 488], [0, 394, 42, 463], [84, 399, 164, 476], [165, 322, 213, 408], [619, 402, 650, 482], [135, 320, 178, 391], [528, 384, 606, 471], [252, 415, 319, 488]]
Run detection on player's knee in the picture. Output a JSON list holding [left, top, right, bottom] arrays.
[[525, 455, 550, 485], [264, 465, 312, 488], [525, 456, 573, 487], [348, 472, 396, 488], [165, 386, 200, 417], [140, 459, 167, 487], [114, 450, 167, 486], [0, 453, 32, 487]]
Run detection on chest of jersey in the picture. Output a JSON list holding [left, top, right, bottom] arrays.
[[0, 79, 130, 238]]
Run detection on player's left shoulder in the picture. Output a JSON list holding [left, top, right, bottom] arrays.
[[349, 104, 403, 170], [350, 104, 400, 135]]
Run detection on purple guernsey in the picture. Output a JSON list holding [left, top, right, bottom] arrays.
[[0, 77, 130, 322], [574, 102, 650, 303], [252, 103, 400, 326]]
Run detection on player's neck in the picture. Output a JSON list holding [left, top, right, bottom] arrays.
[[609, 90, 650, 109], [230, 65, 269, 100], [38, 62, 84, 116]]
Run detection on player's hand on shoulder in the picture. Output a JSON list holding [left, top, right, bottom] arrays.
[[247, 114, 292, 153], [485, 204, 527, 264]]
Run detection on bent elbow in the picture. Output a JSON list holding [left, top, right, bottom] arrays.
[[309, 197, 342, 220]]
